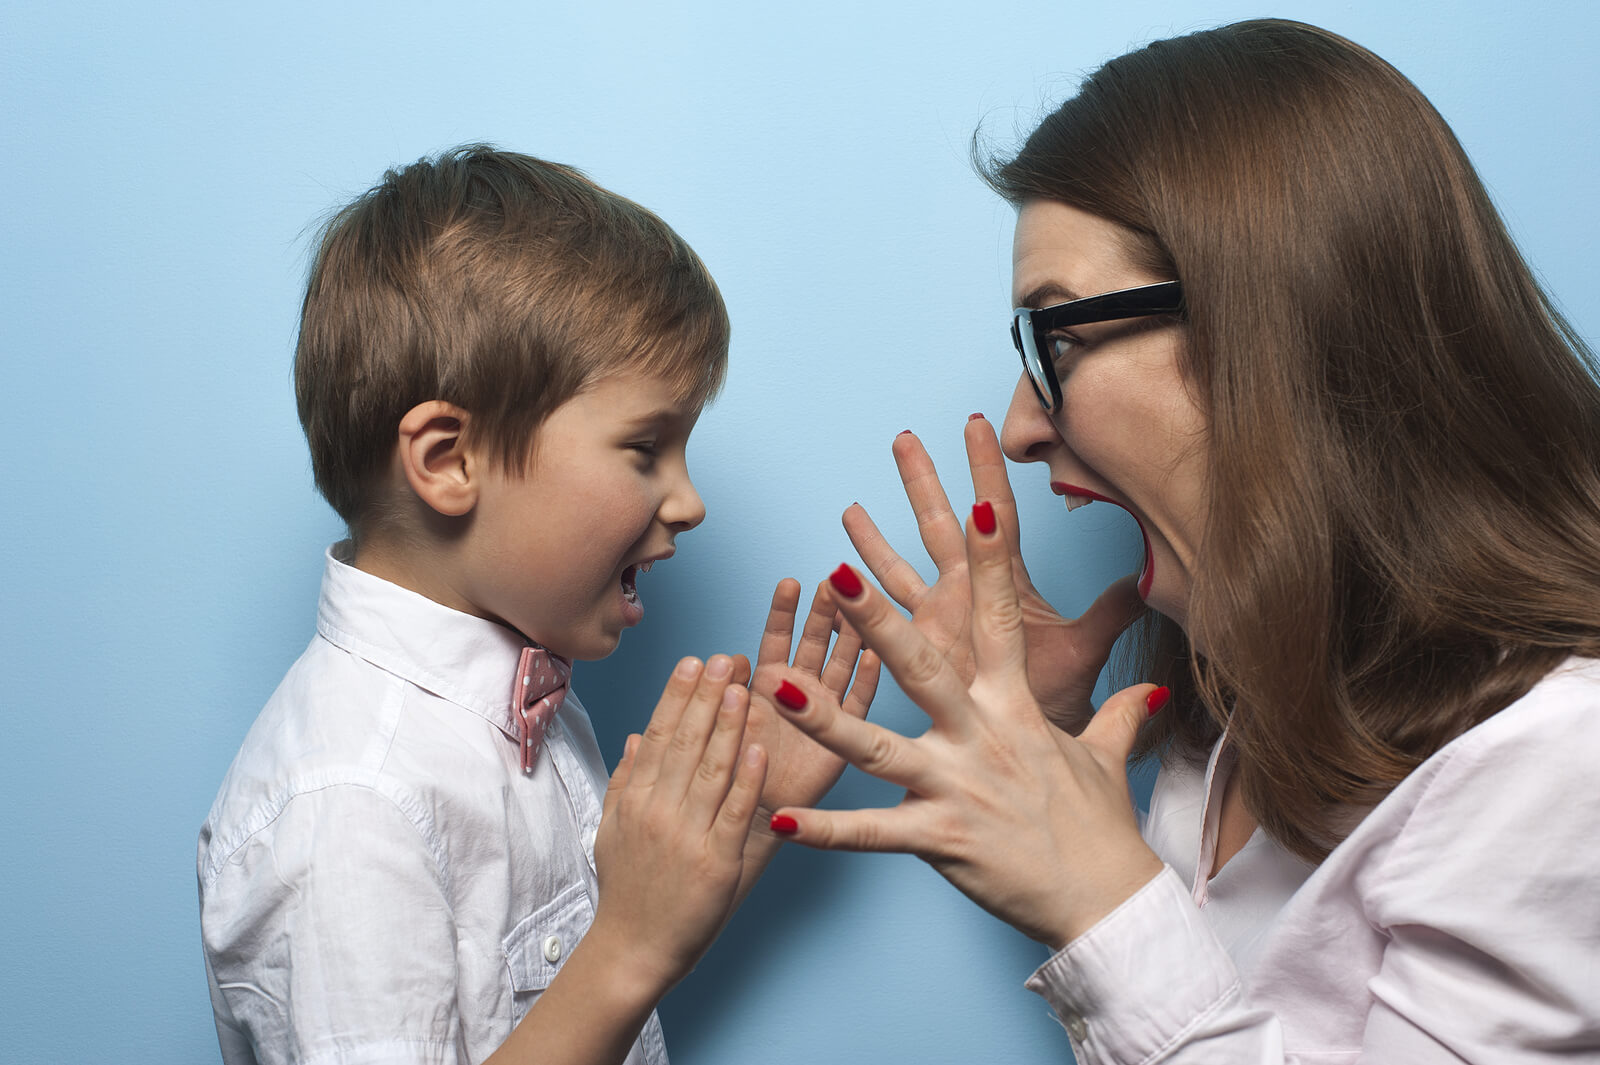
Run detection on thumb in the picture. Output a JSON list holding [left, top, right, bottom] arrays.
[[1073, 575, 1146, 666], [1078, 683, 1168, 765]]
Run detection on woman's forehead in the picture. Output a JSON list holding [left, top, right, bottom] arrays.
[[1011, 201, 1153, 307]]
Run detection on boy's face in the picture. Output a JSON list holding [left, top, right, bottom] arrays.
[[461, 370, 707, 660]]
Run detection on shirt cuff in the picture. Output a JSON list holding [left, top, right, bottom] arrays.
[[1024, 865, 1243, 1062]]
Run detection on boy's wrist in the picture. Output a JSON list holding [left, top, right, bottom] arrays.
[[582, 908, 688, 1005]]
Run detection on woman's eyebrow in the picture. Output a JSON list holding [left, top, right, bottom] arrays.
[[1016, 282, 1080, 309]]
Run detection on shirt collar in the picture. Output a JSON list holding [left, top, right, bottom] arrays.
[[314, 541, 529, 742]]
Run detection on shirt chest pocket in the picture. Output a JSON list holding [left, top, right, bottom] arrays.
[[501, 880, 595, 1024]]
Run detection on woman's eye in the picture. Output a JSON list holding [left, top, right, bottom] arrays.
[[1047, 332, 1083, 368]]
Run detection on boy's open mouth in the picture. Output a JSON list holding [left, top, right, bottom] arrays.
[[619, 560, 654, 624], [1050, 482, 1154, 599]]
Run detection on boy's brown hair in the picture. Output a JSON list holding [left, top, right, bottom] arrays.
[[294, 145, 730, 532]]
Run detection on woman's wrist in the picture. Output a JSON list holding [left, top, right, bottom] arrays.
[[1046, 849, 1167, 951]]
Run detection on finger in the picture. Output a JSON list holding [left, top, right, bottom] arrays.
[[626, 657, 704, 790], [683, 683, 752, 825], [712, 743, 769, 859], [818, 615, 864, 696], [602, 733, 641, 822], [840, 649, 881, 721], [965, 502, 1029, 681], [792, 581, 840, 675], [1079, 683, 1166, 768], [651, 654, 737, 799], [769, 670, 929, 789], [754, 579, 802, 670], [892, 430, 968, 573], [768, 805, 926, 854], [824, 563, 976, 734], [842, 503, 929, 611], [963, 414, 1027, 558]]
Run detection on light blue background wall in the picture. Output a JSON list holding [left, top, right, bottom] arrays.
[[3, 2, 1595, 1062]]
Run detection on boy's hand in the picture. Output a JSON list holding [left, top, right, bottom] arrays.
[[843, 420, 1142, 734], [738, 580, 880, 891], [589, 655, 768, 995]]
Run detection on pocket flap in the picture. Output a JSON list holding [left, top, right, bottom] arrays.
[[502, 880, 594, 992]]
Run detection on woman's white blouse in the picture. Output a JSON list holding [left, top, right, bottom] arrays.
[[1028, 657, 1600, 1063]]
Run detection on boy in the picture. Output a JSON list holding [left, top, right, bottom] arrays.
[[197, 146, 874, 1065]]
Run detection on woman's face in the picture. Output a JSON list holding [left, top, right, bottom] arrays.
[[1000, 200, 1208, 629]]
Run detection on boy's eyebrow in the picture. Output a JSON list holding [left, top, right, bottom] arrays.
[[617, 402, 702, 430]]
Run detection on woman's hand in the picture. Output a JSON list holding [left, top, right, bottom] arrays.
[[590, 655, 768, 993], [767, 506, 1166, 950], [844, 417, 1142, 734], [732, 581, 880, 897]]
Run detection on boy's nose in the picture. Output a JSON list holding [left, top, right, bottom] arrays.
[[661, 471, 706, 531], [1000, 375, 1061, 464]]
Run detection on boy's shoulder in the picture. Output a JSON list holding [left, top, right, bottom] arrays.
[[198, 545, 548, 886]]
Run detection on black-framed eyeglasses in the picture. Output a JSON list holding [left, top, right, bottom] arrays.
[[1010, 280, 1185, 413]]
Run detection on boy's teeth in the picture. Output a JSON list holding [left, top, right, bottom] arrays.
[[640, 560, 653, 573]]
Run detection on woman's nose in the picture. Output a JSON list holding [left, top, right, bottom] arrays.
[[1000, 374, 1061, 464]]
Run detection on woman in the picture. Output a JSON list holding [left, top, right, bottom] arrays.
[[762, 19, 1600, 1062]]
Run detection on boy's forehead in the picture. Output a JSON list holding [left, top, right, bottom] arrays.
[[578, 369, 707, 421]]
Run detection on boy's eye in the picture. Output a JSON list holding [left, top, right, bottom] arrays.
[[628, 442, 659, 457]]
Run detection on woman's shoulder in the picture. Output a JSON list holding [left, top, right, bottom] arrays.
[[1348, 656, 1600, 893], [1410, 655, 1600, 791]]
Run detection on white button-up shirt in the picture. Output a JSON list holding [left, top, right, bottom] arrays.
[[1029, 657, 1600, 1063], [197, 545, 667, 1065]]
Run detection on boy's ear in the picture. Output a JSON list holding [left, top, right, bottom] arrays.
[[396, 401, 481, 517]]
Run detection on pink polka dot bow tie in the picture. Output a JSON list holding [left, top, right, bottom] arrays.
[[511, 645, 572, 774]]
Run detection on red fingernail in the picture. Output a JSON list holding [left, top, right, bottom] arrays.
[[774, 681, 807, 711], [969, 412, 985, 421], [1146, 686, 1171, 715], [972, 500, 997, 535], [897, 429, 913, 436], [829, 563, 864, 599], [770, 814, 799, 834]]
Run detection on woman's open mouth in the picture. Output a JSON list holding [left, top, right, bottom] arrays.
[[1050, 482, 1154, 599]]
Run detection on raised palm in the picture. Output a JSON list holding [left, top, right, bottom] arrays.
[[729, 579, 879, 901], [843, 420, 1142, 733]]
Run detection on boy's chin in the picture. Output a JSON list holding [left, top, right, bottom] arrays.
[[558, 627, 627, 662]]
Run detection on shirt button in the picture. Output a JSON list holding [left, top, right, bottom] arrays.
[[543, 935, 563, 963]]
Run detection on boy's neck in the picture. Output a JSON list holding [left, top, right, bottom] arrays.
[[351, 534, 483, 622]]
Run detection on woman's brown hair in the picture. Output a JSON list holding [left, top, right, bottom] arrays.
[[983, 20, 1600, 861]]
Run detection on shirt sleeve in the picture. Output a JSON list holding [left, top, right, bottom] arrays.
[[200, 784, 464, 1065], [1358, 688, 1600, 1061], [1024, 867, 1286, 1063], [1024, 678, 1600, 1063]]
